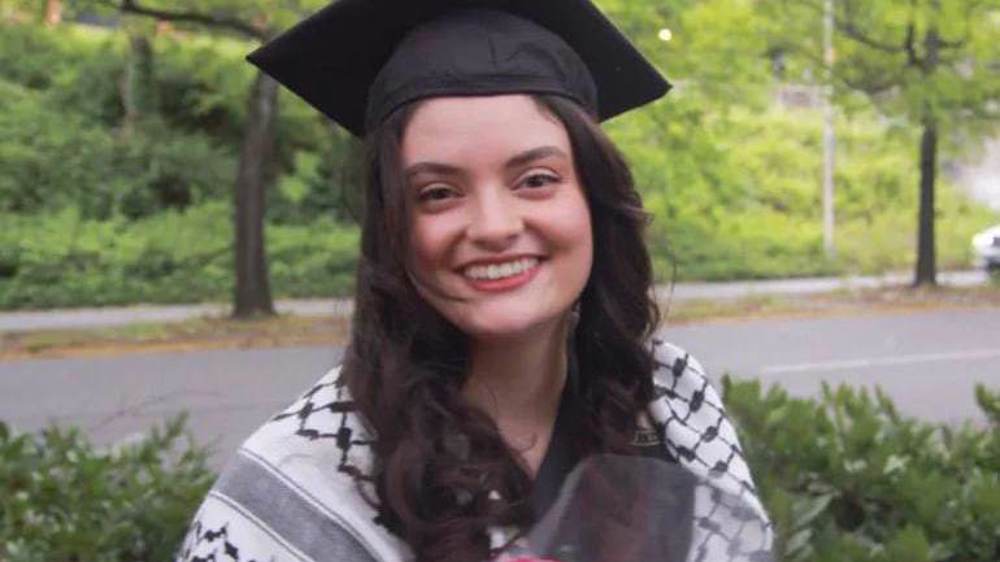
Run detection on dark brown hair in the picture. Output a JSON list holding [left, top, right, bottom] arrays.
[[341, 94, 660, 562]]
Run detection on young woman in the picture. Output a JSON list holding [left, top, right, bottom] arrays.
[[177, 2, 772, 562]]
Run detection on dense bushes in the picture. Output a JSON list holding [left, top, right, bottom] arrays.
[[0, 21, 358, 222], [0, 416, 214, 562], [0, 24, 238, 220], [724, 379, 1000, 562], [0, 86, 236, 219], [0, 21, 369, 309], [0, 203, 359, 309], [1, 381, 996, 561]]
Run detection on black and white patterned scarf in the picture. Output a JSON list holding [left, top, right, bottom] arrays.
[[176, 339, 773, 562]]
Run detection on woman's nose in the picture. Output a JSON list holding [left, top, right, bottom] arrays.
[[466, 191, 523, 249]]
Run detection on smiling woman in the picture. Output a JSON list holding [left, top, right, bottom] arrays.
[[175, 1, 773, 562]]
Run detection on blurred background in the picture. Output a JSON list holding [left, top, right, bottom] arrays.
[[0, 1, 998, 561], [0, 0, 998, 312]]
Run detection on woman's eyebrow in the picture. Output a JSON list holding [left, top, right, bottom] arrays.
[[404, 161, 462, 179], [504, 146, 568, 171], [404, 146, 568, 179]]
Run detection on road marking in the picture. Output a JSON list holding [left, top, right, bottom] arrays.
[[761, 348, 1000, 374]]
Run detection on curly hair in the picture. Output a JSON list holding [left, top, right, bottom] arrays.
[[341, 94, 661, 562]]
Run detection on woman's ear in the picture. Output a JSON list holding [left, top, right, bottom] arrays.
[[569, 299, 582, 330]]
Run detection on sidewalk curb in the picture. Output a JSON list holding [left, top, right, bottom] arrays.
[[0, 270, 989, 333]]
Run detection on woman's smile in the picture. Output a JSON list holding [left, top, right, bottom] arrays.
[[460, 256, 544, 292]]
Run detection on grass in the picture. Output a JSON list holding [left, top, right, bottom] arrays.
[[665, 283, 1000, 323], [3, 283, 999, 361], [0, 314, 351, 360]]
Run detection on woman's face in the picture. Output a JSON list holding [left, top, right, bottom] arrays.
[[401, 94, 593, 341]]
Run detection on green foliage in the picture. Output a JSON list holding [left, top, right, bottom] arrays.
[[0, 19, 355, 224], [0, 80, 236, 219], [0, 21, 124, 125], [0, 203, 359, 309], [598, 0, 773, 110], [78, 0, 331, 37], [723, 377, 1000, 562], [153, 32, 256, 143], [0, 415, 214, 562], [760, 0, 1000, 126], [1, 4, 998, 306], [267, 215, 360, 298], [607, 98, 995, 280], [0, 79, 115, 216], [0, 22, 238, 219]]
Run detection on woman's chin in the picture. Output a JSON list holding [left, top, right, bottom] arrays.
[[455, 310, 565, 343]]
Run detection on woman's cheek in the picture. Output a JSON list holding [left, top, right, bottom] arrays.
[[548, 202, 592, 253], [410, 215, 459, 276]]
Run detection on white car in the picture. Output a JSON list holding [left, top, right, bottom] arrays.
[[972, 224, 1000, 270]]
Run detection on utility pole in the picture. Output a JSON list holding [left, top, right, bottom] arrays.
[[823, 0, 837, 258], [822, 0, 836, 258]]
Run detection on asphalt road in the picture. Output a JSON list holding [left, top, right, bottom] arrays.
[[1, 307, 997, 466]]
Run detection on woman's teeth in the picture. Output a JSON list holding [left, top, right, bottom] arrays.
[[464, 257, 539, 281]]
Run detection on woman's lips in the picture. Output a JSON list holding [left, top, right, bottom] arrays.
[[461, 259, 543, 292]]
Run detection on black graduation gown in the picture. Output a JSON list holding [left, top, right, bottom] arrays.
[[528, 392, 695, 562]]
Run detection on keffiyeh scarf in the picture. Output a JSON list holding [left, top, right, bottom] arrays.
[[176, 340, 773, 562]]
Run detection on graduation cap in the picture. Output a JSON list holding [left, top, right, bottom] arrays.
[[248, 0, 670, 137]]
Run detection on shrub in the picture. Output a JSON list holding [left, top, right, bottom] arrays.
[[0, 79, 235, 219], [0, 21, 109, 92], [0, 415, 214, 562], [268, 218, 360, 297], [153, 33, 254, 144], [0, 205, 231, 308], [724, 377, 1000, 562], [0, 80, 116, 216], [0, 203, 360, 309]]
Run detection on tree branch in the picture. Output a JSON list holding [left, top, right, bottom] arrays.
[[840, 71, 898, 97], [783, 40, 899, 98], [837, 0, 905, 54], [903, 21, 921, 68], [839, 20, 904, 55], [103, 0, 269, 41], [938, 36, 967, 50], [936, 0, 972, 50]]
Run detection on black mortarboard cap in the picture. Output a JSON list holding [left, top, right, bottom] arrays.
[[248, 0, 670, 137]]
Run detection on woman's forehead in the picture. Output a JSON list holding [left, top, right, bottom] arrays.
[[401, 95, 571, 167]]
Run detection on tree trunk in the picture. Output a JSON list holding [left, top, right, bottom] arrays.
[[233, 71, 278, 318], [43, 0, 61, 25], [914, 115, 937, 286], [914, 19, 941, 287], [122, 33, 155, 134]]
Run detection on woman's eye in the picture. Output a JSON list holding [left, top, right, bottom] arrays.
[[520, 173, 559, 189], [417, 186, 456, 202]]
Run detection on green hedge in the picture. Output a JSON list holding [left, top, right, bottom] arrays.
[[1, 381, 997, 561], [725, 379, 1000, 562], [0, 203, 360, 309], [0, 416, 214, 562]]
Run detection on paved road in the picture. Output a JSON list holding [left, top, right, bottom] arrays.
[[1, 307, 997, 466], [0, 270, 990, 332]]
